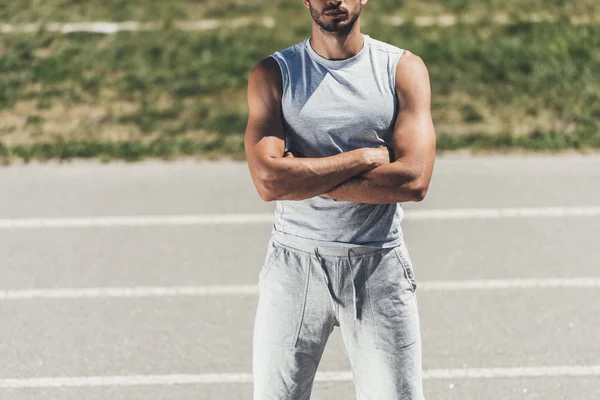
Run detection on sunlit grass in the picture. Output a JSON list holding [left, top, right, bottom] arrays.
[[1, 0, 598, 22], [1, 4, 599, 161]]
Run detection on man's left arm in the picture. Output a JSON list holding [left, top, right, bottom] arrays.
[[320, 51, 436, 204]]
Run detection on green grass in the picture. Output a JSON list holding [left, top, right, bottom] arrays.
[[1, 4, 599, 161], [0, 136, 247, 163], [1, 0, 598, 22]]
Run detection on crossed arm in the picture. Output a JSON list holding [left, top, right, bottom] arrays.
[[244, 51, 436, 204]]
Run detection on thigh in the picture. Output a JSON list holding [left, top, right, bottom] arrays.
[[253, 240, 336, 400], [340, 243, 424, 399]]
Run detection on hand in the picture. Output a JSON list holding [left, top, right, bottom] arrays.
[[284, 151, 295, 158], [362, 146, 392, 168]]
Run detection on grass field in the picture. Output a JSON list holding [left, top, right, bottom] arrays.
[[1, 1, 599, 162], [3, 0, 600, 22]]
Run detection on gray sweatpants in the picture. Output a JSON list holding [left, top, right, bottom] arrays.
[[253, 232, 423, 399]]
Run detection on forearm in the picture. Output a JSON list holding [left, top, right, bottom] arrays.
[[322, 161, 426, 204], [258, 149, 377, 201]]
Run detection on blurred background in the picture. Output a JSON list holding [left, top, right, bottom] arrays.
[[0, 0, 599, 161], [1, 1, 600, 400]]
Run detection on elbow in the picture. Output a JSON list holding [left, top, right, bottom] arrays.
[[410, 186, 428, 202], [256, 181, 278, 202], [256, 171, 282, 202], [257, 187, 276, 202], [406, 179, 430, 202], [259, 189, 283, 202]]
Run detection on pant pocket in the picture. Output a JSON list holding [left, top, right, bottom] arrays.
[[393, 243, 417, 294], [255, 249, 314, 349], [259, 239, 285, 281], [365, 248, 420, 350]]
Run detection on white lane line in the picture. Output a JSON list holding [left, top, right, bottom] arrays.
[[424, 366, 600, 379], [2, 366, 600, 388], [1, 206, 599, 229], [0, 213, 274, 228], [0, 285, 259, 300], [405, 206, 600, 220], [419, 278, 600, 290], [0, 18, 276, 34], [2, 279, 600, 300]]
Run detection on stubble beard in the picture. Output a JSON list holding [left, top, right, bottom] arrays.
[[309, 2, 362, 37]]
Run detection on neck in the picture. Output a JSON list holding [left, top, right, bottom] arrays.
[[309, 20, 364, 60]]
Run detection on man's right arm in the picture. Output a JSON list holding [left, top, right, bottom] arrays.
[[244, 57, 389, 202]]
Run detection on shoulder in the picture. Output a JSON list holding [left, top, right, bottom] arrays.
[[274, 41, 305, 62], [249, 57, 283, 97], [251, 57, 281, 82], [395, 50, 430, 90], [368, 36, 404, 56], [396, 50, 428, 75], [249, 40, 305, 93], [366, 36, 425, 72], [394, 51, 431, 107]]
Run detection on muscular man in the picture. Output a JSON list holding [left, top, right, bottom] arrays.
[[245, 0, 436, 398]]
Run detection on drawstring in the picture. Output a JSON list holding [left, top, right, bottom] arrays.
[[314, 248, 337, 313], [348, 248, 359, 321], [314, 247, 360, 322]]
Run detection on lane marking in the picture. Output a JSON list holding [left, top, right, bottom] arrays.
[[424, 366, 600, 379], [419, 278, 600, 290], [0, 285, 259, 300], [2, 279, 600, 300], [0, 18, 276, 34], [1, 206, 600, 229], [2, 366, 600, 388], [0, 213, 274, 228], [406, 206, 600, 220]]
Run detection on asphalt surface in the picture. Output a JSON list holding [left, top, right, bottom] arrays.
[[1, 154, 599, 400]]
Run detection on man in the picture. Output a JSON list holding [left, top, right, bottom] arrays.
[[245, 0, 436, 398]]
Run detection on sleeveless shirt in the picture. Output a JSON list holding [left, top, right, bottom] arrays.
[[270, 34, 405, 248]]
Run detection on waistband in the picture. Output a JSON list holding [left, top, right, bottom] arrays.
[[272, 230, 398, 257]]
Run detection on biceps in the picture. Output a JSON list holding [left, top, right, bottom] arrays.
[[245, 113, 285, 157], [244, 58, 286, 169], [391, 110, 436, 161], [244, 116, 285, 191]]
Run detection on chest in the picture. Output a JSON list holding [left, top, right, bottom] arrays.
[[282, 68, 397, 157]]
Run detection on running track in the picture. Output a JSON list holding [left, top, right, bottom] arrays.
[[1, 154, 599, 399]]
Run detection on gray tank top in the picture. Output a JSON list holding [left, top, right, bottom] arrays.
[[270, 34, 405, 248]]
